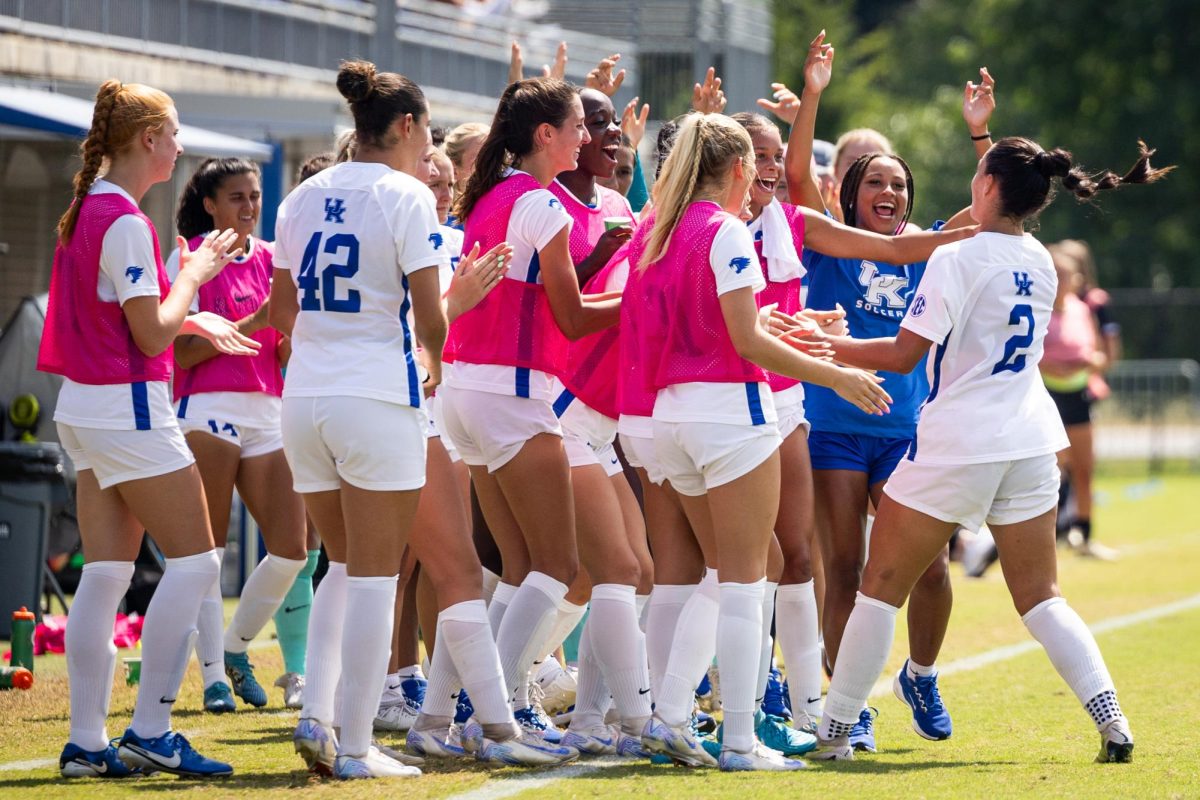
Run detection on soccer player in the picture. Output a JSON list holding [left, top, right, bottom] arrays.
[[809, 136, 1170, 763]]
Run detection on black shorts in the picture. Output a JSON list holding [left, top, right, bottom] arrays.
[[1048, 387, 1092, 427]]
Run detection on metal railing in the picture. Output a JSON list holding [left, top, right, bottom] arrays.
[[1093, 359, 1200, 472]]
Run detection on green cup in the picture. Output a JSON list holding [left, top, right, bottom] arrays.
[[604, 216, 632, 231], [123, 657, 141, 686]]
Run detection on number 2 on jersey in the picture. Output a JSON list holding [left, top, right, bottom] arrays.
[[991, 303, 1035, 375], [297, 232, 360, 312]]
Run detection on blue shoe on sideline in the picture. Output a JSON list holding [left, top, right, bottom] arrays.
[[225, 651, 268, 708], [401, 675, 427, 707], [60, 740, 141, 778], [848, 708, 878, 753], [203, 682, 236, 714], [514, 706, 564, 744], [761, 668, 792, 720], [117, 729, 233, 777], [755, 709, 817, 756], [893, 661, 952, 740], [453, 690, 474, 725]]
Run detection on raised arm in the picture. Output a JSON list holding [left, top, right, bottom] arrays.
[[783, 31, 835, 212], [801, 206, 974, 264], [963, 67, 996, 160]]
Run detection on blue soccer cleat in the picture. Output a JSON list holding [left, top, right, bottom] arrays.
[[514, 706, 565, 744], [203, 681, 236, 714], [761, 668, 792, 720], [117, 729, 233, 777], [848, 707, 878, 753], [893, 660, 953, 740], [225, 651, 268, 708], [60, 740, 141, 778], [755, 709, 818, 756]]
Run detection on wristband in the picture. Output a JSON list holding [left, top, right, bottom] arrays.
[[971, 132, 992, 141]]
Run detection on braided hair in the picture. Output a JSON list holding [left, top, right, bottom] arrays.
[[838, 152, 915, 233]]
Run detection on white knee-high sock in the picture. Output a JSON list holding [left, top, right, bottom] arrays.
[[300, 562, 347, 724], [717, 580, 766, 753], [523, 598, 586, 708], [820, 592, 899, 739], [437, 599, 511, 727], [487, 582, 517, 635], [420, 628, 461, 722], [645, 583, 695, 702], [224, 553, 306, 653], [495, 572, 567, 706], [337, 575, 397, 757], [67, 561, 133, 750], [636, 594, 650, 631], [194, 546, 226, 687], [131, 550, 220, 738], [569, 621, 611, 729], [481, 568, 501, 606], [775, 580, 823, 717], [755, 581, 778, 704], [656, 570, 719, 727], [588, 584, 651, 733], [1022, 596, 1122, 729]]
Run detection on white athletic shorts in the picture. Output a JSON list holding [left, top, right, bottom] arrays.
[[884, 452, 1061, 531], [618, 415, 666, 486], [58, 421, 195, 490], [559, 396, 621, 477], [178, 418, 284, 459], [176, 391, 284, 458], [438, 383, 561, 473], [775, 398, 809, 441], [424, 394, 461, 463], [652, 419, 782, 497], [281, 396, 427, 493]]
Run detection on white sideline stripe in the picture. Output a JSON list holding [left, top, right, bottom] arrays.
[[869, 591, 1200, 698], [449, 759, 624, 800], [0, 758, 54, 772]]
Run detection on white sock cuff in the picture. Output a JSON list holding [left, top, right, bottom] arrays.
[[700, 568, 719, 588], [719, 578, 768, 595], [264, 552, 307, 570], [557, 598, 588, 615], [440, 599, 489, 624], [346, 574, 399, 592], [164, 549, 220, 573], [776, 580, 815, 600], [592, 583, 636, 604], [855, 591, 900, 616], [492, 581, 519, 605], [81, 560, 135, 580], [482, 567, 501, 583], [1021, 595, 1066, 625], [651, 583, 696, 603], [523, 571, 568, 602]]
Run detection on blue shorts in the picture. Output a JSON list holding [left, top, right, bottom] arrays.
[[807, 430, 913, 487]]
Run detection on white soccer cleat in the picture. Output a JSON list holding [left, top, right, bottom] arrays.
[[534, 659, 578, 716], [372, 738, 424, 767], [274, 672, 305, 710], [374, 697, 420, 732], [641, 716, 717, 768], [807, 735, 854, 761], [334, 746, 422, 779], [718, 741, 807, 772], [561, 723, 618, 755], [477, 731, 580, 766], [294, 717, 338, 775], [1096, 717, 1134, 763], [405, 726, 468, 759]]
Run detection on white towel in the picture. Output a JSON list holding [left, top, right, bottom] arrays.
[[759, 200, 805, 283]]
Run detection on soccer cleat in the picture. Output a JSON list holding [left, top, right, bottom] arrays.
[[117, 729, 233, 777], [561, 723, 617, 755], [528, 682, 567, 742], [203, 681, 236, 714], [477, 731, 579, 766], [641, 716, 717, 768], [372, 738, 424, 767], [294, 717, 338, 775], [405, 726, 468, 759], [60, 740, 141, 778], [761, 668, 792, 720], [718, 741, 807, 772], [274, 672, 305, 710], [693, 709, 718, 736], [374, 697, 420, 732], [615, 730, 651, 759], [793, 709, 819, 736], [1096, 718, 1134, 764], [334, 745, 422, 779], [534, 659, 578, 716], [755, 710, 818, 756], [514, 705, 565, 744], [848, 707, 878, 753], [808, 735, 854, 761], [453, 690, 474, 725], [459, 718, 485, 754], [893, 661, 953, 740], [224, 651, 268, 708]]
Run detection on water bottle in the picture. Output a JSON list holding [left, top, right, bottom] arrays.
[[10, 607, 35, 672], [0, 666, 33, 690]]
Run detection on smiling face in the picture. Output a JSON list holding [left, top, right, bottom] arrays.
[[747, 125, 784, 214], [575, 89, 622, 181], [598, 144, 635, 195], [427, 151, 454, 223], [853, 155, 909, 235], [203, 170, 262, 240], [544, 94, 590, 175]]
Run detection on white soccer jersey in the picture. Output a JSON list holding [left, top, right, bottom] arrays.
[[274, 161, 448, 408], [900, 232, 1069, 465]]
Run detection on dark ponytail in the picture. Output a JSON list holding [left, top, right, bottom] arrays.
[[175, 158, 261, 240], [336, 60, 427, 149], [453, 77, 579, 224], [986, 137, 1174, 222]]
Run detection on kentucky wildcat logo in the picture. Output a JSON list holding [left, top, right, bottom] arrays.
[[428, 232, 444, 250], [728, 256, 752, 274], [125, 266, 144, 284]]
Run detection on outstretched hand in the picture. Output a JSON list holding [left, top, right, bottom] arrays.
[[177, 229, 243, 286], [586, 53, 626, 97], [692, 67, 726, 114], [804, 30, 835, 94], [509, 40, 568, 85], [963, 67, 996, 133], [756, 82, 801, 124], [185, 312, 261, 356], [620, 96, 651, 149], [446, 241, 512, 321]]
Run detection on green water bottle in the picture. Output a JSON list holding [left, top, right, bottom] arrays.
[[0, 666, 33, 690], [10, 607, 35, 672]]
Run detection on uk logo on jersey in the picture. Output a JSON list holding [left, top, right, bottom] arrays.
[[858, 260, 909, 312], [428, 232, 444, 250], [728, 256, 753, 274], [1013, 271, 1033, 296], [548, 198, 562, 211], [324, 198, 346, 223], [124, 266, 144, 284]]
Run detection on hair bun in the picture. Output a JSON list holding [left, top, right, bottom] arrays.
[[336, 60, 378, 103], [1035, 148, 1071, 178]]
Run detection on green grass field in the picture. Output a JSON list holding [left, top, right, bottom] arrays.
[[2, 471, 1198, 799]]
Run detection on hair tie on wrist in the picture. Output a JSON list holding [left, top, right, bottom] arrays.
[[971, 132, 992, 141]]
